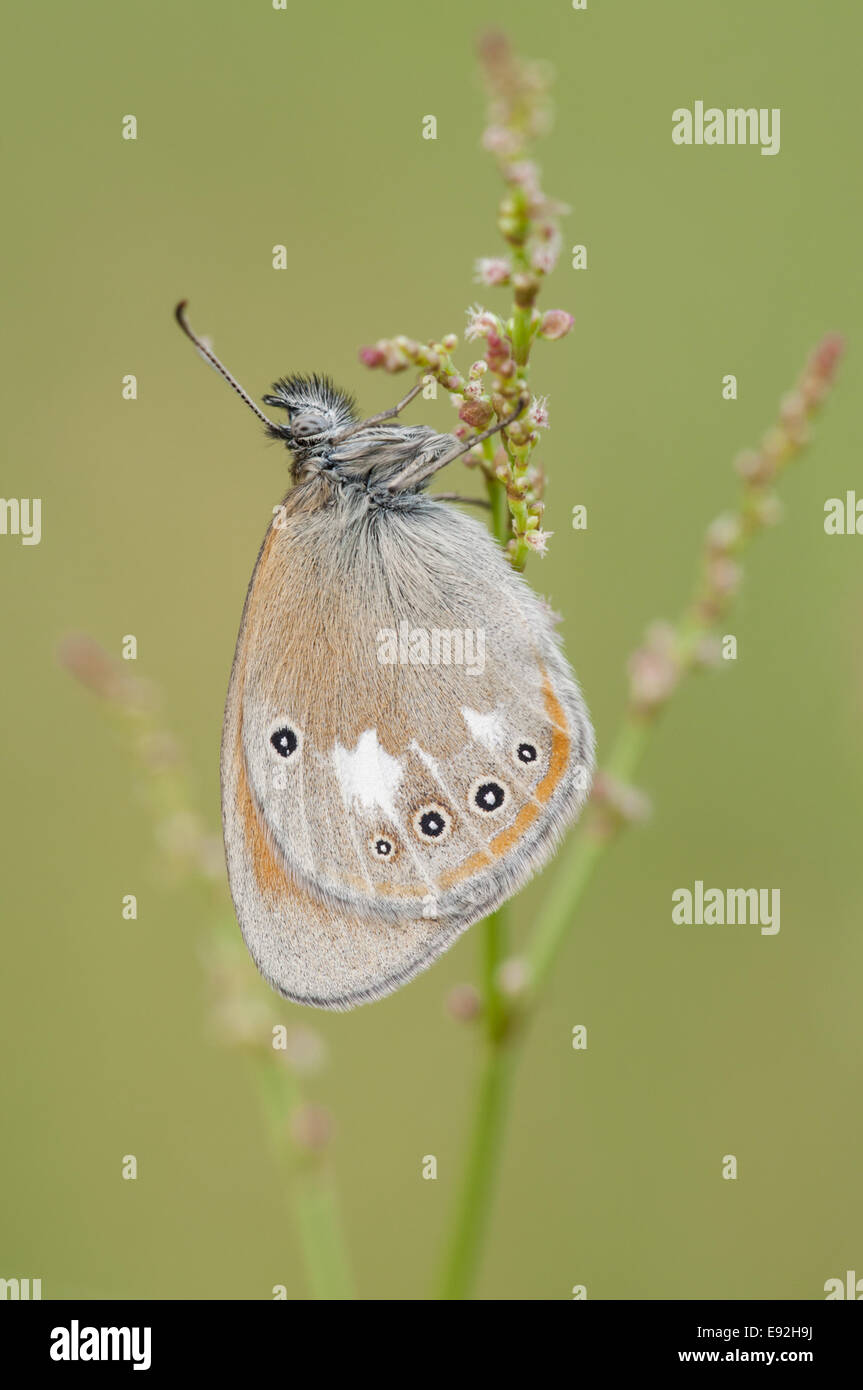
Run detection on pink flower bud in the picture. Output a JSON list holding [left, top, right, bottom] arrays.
[[481, 125, 521, 158], [540, 309, 574, 340], [751, 494, 783, 527], [358, 345, 385, 368], [508, 161, 541, 197], [692, 636, 723, 669], [810, 332, 844, 383], [381, 342, 410, 372], [289, 1104, 333, 1152], [275, 1026, 327, 1076], [459, 398, 494, 429], [498, 957, 529, 998], [531, 244, 559, 275], [592, 772, 652, 825], [706, 555, 742, 599], [485, 332, 512, 370], [474, 257, 512, 287], [446, 984, 482, 1022], [705, 514, 741, 555], [734, 448, 773, 485], [530, 224, 563, 274], [627, 623, 680, 714]]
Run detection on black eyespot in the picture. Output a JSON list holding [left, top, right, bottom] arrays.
[[412, 801, 452, 842], [369, 831, 399, 861], [270, 727, 298, 757], [516, 742, 538, 764], [470, 779, 508, 814]]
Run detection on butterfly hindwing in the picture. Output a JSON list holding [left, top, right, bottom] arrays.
[[223, 484, 593, 1007]]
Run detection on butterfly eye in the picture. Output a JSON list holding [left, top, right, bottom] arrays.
[[270, 726, 299, 758], [515, 741, 538, 764], [412, 802, 452, 842], [291, 412, 327, 438], [469, 778, 509, 814]]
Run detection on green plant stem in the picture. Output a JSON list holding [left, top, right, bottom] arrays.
[[527, 715, 650, 995], [486, 473, 511, 541], [436, 1034, 516, 1300], [255, 1058, 355, 1300], [437, 905, 513, 1302], [436, 717, 653, 1300], [482, 908, 509, 1042], [436, 429, 522, 1300], [293, 1171, 356, 1301], [526, 830, 606, 1001]]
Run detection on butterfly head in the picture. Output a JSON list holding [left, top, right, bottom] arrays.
[[173, 303, 455, 493], [262, 375, 357, 453]]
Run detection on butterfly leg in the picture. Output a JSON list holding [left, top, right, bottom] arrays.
[[434, 393, 530, 468], [430, 493, 491, 509], [332, 379, 426, 443]]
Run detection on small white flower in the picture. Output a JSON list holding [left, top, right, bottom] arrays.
[[528, 395, 550, 429], [465, 304, 503, 342], [481, 126, 521, 158], [528, 195, 571, 219], [524, 529, 553, 556], [530, 224, 563, 274], [508, 160, 541, 198], [474, 257, 512, 287]]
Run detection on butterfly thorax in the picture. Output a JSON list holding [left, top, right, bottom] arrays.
[[261, 373, 457, 493], [300, 424, 458, 491]]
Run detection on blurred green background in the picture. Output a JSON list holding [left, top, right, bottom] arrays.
[[2, 0, 861, 1300]]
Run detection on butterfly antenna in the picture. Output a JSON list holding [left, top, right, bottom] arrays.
[[174, 301, 278, 430]]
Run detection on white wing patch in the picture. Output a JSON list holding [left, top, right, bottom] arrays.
[[333, 728, 403, 818], [410, 739, 442, 778], [461, 706, 505, 750]]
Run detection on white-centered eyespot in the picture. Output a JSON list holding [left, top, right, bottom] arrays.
[[269, 724, 301, 758], [514, 741, 539, 765], [370, 832, 398, 862], [469, 777, 509, 815], [412, 801, 453, 843]]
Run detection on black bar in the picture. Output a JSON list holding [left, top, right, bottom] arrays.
[[1, 1299, 859, 1373]]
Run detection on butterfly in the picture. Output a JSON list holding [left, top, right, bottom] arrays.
[[177, 303, 594, 1009]]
